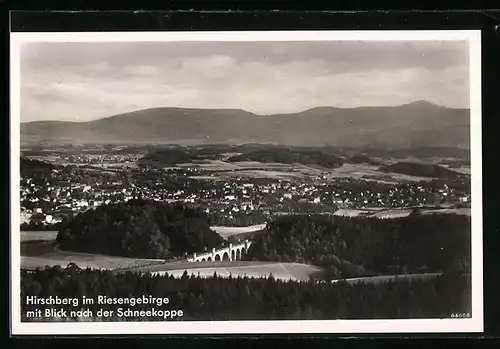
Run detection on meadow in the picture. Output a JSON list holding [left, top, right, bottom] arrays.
[[146, 261, 324, 282], [329, 272, 443, 285], [20, 230, 58, 242], [20, 237, 166, 271], [371, 209, 414, 219], [210, 224, 267, 238], [184, 160, 438, 183], [420, 208, 471, 216]]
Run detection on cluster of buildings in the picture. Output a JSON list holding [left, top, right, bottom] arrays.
[[45, 153, 143, 165], [19, 154, 471, 228]]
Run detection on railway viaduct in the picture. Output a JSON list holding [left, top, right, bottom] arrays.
[[186, 240, 252, 262]]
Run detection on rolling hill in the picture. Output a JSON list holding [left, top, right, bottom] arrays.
[[21, 101, 470, 148], [138, 148, 198, 166], [348, 155, 380, 165], [227, 148, 344, 168], [378, 161, 463, 179]]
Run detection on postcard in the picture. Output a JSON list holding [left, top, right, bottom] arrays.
[[10, 30, 483, 335]]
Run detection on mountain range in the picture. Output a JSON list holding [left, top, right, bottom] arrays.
[[20, 101, 470, 149]]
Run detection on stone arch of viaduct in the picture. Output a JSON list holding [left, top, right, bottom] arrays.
[[187, 240, 252, 262]]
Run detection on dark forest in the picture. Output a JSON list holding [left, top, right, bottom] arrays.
[[21, 266, 471, 321]]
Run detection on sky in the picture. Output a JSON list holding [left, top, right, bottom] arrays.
[[20, 40, 470, 122]]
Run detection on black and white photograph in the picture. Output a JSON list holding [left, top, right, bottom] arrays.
[[10, 30, 483, 334]]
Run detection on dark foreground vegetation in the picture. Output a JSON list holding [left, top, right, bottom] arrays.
[[245, 214, 471, 279], [21, 266, 471, 321]]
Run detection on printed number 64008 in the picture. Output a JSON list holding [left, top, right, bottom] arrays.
[[451, 313, 471, 318]]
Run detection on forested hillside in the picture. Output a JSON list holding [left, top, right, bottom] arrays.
[[228, 148, 344, 168], [379, 162, 463, 179], [138, 148, 198, 167], [245, 215, 471, 278], [56, 200, 224, 258]]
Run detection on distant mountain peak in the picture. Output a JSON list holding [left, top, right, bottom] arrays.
[[402, 100, 440, 108], [297, 106, 339, 114]]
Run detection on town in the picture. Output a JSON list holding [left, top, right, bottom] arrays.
[[19, 149, 471, 230]]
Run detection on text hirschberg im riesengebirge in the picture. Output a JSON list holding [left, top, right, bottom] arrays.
[[24, 295, 184, 320]]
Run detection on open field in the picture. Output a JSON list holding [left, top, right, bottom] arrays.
[[132, 260, 275, 272], [333, 209, 372, 217], [420, 208, 471, 216], [188, 161, 438, 182], [21, 230, 58, 242], [184, 160, 297, 169], [91, 162, 140, 169], [371, 209, 414, 219], [21, 154, 61, 163], [278, 208, 413, 219], [231, 161, 293, 168], [172, 160, 309, 180], [326, 163, 381, 178], [449, 167, 471, 175], [332, 208, 413, 218], [174, 160, 295, 172], [20, 244, 165, 271], [379, 172, 434, 182], [332, 207, 469, 219], [216, 169, 304, 180], [146, 261, 324, 282], [330, 272, 443, 285], [324, 163, 435, 183], [175, 161, 233, 170], [334, 208, 413, 219], [211, 224, 267, 238]]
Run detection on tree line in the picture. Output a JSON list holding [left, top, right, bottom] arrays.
[[21, 265, 471, 321], [21, 221, 61, 231], [228, 148, 343, 168]]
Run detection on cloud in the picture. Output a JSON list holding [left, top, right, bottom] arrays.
[[20, 41, 470, 122]]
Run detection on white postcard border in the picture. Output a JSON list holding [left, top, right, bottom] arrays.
[[10, 30, 483, 335]]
